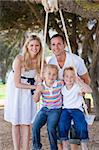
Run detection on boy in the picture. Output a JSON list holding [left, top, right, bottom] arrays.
[[58, 66, 92, 150]]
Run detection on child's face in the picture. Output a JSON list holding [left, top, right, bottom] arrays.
[[64, 70, 76, 87], [44, 67, 58, 86]]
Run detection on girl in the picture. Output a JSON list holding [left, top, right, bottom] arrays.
[[32, 64, 63, 150]]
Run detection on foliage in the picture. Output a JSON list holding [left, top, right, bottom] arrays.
[[75, 0, 99, 11], [0, 1, 97, 78], [0, 1, 43, 31], [0, 29, 23, 82], [0, 83, 6, 99]]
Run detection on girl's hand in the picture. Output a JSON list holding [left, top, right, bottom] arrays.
[[36, 84, 43, 93], [35, 74, 43, 83]]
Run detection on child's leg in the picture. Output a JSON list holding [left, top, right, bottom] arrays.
[[58, 109, 71, 140], [71, 144, 79, 150], [72, 109, 89, 141], [12, 125, 20, 150], [58, 109, 71, 150], [47, 108, 62, 150], [21, 125, 30, 150], [62, 140, 69, 150], [81, 142, 88, 150], [58, 143, 63, 150], [57, 139, 79, 150], [58, 134, 81, 149], [32, 107, 47, 150], [69, 125, 80, 150]]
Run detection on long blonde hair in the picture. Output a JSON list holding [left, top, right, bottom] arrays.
[[22, 35, 43, 73]]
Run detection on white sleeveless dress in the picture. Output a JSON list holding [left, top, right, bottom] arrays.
[[4, 69, 37, 125]]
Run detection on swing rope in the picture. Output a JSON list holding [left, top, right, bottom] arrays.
[[37, 11, 49, 110], [40, 11, 49, 77], [59, 9, 89, 116], [41, 0, 94, 121]]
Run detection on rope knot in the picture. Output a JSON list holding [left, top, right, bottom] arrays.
[[42, 0, 58, 12]]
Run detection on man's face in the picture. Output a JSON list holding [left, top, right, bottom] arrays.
[[50, 37, 65, 56]]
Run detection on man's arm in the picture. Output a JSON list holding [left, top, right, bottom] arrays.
[[79, 72, 91, 85]]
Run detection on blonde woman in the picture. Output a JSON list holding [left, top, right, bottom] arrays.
[[4, 35, 43, 150]]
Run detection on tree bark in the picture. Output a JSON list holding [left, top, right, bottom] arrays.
[[90, 21, 99, 120]]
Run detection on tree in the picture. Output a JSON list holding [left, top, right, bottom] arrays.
[[90, 23, 99, 120]]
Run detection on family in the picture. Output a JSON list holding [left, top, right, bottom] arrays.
[[4, 34, 92, 150]]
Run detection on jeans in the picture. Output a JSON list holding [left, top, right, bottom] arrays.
[[69, 125, 81, 144], [58, 109, 88, 141], [32, 107, 62, 150]]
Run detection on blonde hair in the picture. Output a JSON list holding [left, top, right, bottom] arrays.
[[44, 64, 59, 79], [22, 35, 43, 73], [63, 66, 75, 77]]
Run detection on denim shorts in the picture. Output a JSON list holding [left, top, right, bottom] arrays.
[[57, 125, 81, 145], [58, 109, 88, 142], [69, 125, 81, 145]]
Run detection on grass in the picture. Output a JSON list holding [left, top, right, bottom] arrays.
[[85, 93, 94, 108], [0, 83, 6, 100]]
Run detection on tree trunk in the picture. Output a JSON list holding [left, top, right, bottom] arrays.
[[90, 21, 99, 120]]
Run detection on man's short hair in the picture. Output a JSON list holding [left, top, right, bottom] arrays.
[[50, 34, 65, 43]]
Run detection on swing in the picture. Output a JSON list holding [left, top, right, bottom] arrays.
[[41, 0, 95, 125]]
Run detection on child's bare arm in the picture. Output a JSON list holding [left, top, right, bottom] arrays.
[[76, 76, 92, 94], [33, 84, 43, 103], [33, 91, 41, 103]]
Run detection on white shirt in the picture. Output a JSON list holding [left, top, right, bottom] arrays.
[[48, 51, 87, 79], [61, 83, 83, 111]]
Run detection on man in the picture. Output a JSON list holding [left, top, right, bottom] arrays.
[[48, 34, 90, 150]]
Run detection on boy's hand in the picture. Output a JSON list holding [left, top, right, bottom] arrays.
[[76, 76, 84, 85]]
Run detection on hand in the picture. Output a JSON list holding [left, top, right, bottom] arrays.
[[36, 84, 43, 93], [35, 74, 43, 83], [76, 76, 84, 85], [76, 76, 92, 93], [78, 90, 85, 96]]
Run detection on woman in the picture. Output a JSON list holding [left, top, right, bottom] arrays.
[[4, 35, 43, 150]]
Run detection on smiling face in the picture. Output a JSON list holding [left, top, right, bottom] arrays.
[[63, 68, 76, 88], [50, 36, 66, 57], [22, 35, 42, 71], [44, 65, 58, 87], [27, 39, 41, 58]]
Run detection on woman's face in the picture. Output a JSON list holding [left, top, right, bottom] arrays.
[[27, 40, 41, 58]]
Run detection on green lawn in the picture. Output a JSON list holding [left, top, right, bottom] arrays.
[[0, 83, 6, 100]]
